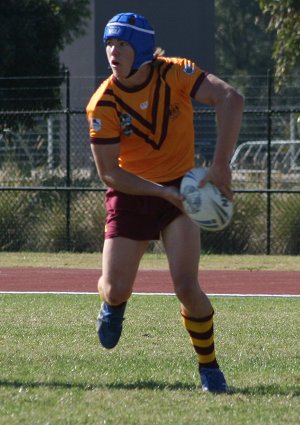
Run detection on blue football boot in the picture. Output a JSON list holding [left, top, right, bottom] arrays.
[[96, 302, 126, 349], [200, 366, 228, 393]]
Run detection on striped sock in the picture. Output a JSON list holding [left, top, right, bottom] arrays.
[[181, 310, 219, 369]]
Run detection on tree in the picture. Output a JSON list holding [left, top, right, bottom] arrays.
[[214, 0, 276, 107], [215, 0, 275, 77], [0, 0, 90, 110], [258, 0, 300, 91]]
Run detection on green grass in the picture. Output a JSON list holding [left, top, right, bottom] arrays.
[[1, 252, 300, 270], [0, 294, 299, 425]]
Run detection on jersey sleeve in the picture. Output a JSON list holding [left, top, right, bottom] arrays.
[[86, 82, 120, 145], [165, 57, 208, 99]]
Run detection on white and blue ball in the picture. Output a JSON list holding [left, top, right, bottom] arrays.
[[180, 167, 233, 232]]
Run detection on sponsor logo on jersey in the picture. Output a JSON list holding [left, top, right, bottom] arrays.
[[169, 103, 180, 120], [120, 113, 133, 135], [140, 100, 149, 110], [183, 64, 195, 75], [91, 118, 102, 132]]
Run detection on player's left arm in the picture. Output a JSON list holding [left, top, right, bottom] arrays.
[[193, 73, 244, 200]]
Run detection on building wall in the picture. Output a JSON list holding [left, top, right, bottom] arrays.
[[60, 0, 215, 109]]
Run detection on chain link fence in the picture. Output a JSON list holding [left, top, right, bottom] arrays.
[[1, 73, 300, 254]]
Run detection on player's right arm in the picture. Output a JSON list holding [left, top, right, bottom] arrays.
[[193, 73, 244, 201], [91, 142, 184, 208]]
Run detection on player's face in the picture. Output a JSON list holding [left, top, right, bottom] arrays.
[[106, 38, 134, 80]]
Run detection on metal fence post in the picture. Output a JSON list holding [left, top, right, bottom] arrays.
[[266, 69, 272, 255], [65, 68, 71, 251]]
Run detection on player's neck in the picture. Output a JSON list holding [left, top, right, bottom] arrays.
[[117, 64, 152, 88]]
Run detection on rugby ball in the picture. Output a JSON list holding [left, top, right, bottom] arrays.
[[180, 167, 233, 231]]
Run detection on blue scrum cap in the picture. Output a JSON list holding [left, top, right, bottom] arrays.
[[103, 13, 155, 72]]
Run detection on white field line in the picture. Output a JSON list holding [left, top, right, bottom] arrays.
[[0, 291, 299, 298]]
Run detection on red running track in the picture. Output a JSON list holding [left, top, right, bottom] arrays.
[[0, 268, 299, 295]]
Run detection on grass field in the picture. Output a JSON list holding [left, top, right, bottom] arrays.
[[1, 254, 299, 424], [1, 294, 299, 425], [1, 252, 300, 270]]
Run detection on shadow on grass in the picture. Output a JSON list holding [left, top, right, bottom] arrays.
[[0, 379, 196, 392], [0, 379, 299, 396], [228, 384, 300, 397]]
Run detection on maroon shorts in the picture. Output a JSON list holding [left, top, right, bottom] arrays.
[[104, 177, 183, 240]]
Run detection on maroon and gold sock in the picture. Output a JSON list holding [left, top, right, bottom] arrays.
[[181, 310, 219, 369]]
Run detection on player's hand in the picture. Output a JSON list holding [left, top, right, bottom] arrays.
[[199, 163, 233, 201], [161, 185, 185, 211]]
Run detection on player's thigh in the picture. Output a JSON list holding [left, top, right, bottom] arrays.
[[162, 214, 201, 283], [101, 236, 148, 290]]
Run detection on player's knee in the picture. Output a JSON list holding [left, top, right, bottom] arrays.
[[173, 276, 200, 302]]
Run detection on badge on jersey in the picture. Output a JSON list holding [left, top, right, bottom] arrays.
[[183, 63, 195, 75], [140, 100, 149, 110], [91, 118, 102, 132], [120, 113, 133, 136]]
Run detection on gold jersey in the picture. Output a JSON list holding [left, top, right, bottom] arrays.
[[86, 57, 207, 182]]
